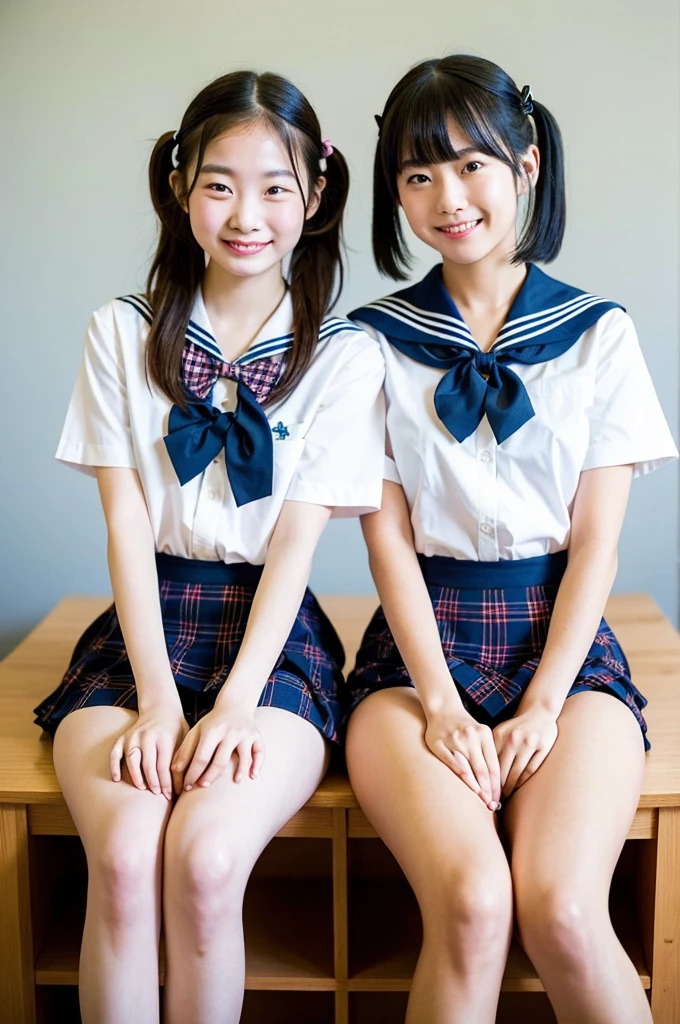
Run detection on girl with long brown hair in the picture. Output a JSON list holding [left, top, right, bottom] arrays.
[[34, 70, 384, 1023]]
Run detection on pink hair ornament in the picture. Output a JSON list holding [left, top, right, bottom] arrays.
[[321, 139, 334, 157]]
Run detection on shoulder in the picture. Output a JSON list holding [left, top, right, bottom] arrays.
[[89, 293, 150, 336]]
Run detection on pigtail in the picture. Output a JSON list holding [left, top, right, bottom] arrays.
[[372, 129, 412, 281], [145, 131, 205, 408], [273, 146, 351, 406], [515, 101, 566, 264]]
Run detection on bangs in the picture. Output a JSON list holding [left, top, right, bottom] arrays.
[[389, 73, 515, 176]]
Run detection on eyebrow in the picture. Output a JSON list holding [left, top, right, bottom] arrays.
[[400, 147, 481, 171], [199, 163, 297, 179]]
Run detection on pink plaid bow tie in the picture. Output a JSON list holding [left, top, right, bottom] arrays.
[[182, 342, 285, 403]]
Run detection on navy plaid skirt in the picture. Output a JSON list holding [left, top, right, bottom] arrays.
[[34, 554, 345, 743], [346, 552, 649, 750]]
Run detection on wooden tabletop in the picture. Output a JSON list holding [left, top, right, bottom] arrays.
[[1, 594, 679, 806]]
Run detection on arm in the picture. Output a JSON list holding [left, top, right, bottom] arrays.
[[172, 499, 332, 790], [361, 481, 501, 809], [494, 463, 633, 796], [97, 467, 187, 798]]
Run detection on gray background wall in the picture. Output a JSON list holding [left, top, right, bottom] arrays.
[[1, 0, 678, 657]]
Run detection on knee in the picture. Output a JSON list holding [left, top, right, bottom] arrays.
[[422, 867, 513, 966], [515, 883, 600, 974], [88, 835, 160, 931], [166, 836, 247, 937]]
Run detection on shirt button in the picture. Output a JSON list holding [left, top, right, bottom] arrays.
[[480, 523, 495, 537], [207, 490, 215, 500], [480, 450, 492, 464]]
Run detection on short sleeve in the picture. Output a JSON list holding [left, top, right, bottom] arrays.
[[285, 332, 386, 516], [55, 304, 137, 476], [582, 311, 678, 477]]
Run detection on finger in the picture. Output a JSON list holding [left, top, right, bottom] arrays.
[[141, 740, 162, 796], [171, 730, 199, 793], [156, 737, 174, 800], [196, 742, 232, 788], [515, 748, 549, 791], [125, 745, 146, 790], [233, 740, 254, 784], [250, 739, 266, 779], [435, 745, 483, 799], [110, 736, 124, 782], [465, 741, 493, 806], [497, 737, 519, 789], [504, 743, 536, 798], [183, 737, 220, 791], [479, 730, 502, 807]]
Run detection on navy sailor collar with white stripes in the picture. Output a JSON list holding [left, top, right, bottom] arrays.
[[350, 263, 624, 444], [121, 288, 360, 366]]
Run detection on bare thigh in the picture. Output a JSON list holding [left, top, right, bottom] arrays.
[[504, 691, 645, 892], [164, 707, 330, 869], [345, 688, 511, 903], [53, 707, 172, 860]]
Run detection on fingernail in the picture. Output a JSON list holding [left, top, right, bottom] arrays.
[[185, 784, 192, 791], [200, 781, 211, 787], [163, 790, 171, 800]]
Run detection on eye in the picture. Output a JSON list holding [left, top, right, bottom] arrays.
[[266, 185, 289, 196], [207, 182, 230, 193], [406, 173, 431, 185], [463, 161, 483, 173]]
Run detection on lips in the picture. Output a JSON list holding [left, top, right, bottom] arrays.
[[222, 239, 271, 254], [438, 219, 482, 236]]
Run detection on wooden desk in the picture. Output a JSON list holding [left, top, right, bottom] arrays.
[[1, 595, 679, 1023]]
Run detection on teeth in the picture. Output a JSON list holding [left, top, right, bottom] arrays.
[[444, 221, 479, 233], [227, 241, 266, 250]]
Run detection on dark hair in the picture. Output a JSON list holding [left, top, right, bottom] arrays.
[[373, 55, 566, 279], [146, 71, 349, 407]]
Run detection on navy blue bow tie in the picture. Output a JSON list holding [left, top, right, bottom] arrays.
[[351, 264, 623, 444], [164, 382, 273, 507]]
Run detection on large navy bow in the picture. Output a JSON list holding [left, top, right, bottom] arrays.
[[351, 264, 623, 445], [432, 348, 536, 444], [164, 381, 273, 507]]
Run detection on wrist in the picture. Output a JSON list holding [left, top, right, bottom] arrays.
[[137, 694, 183, 715], [421, 683, 466, 719], [517, 693, 562, 720]]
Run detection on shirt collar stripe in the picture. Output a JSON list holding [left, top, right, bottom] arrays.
[[360, 302, 478, 350], [367, 299, 475, 345], [372, 297, 472, 337], [498, 293, 605, 338], [494, 297, 617, 350]]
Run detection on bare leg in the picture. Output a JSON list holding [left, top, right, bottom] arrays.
[[162, 707, 329, 1024], [346, 688, 513, 1024], [53, 708, 172, 1024], [505, 691, 651, 1024]]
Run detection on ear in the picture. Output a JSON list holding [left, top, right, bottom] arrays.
[[169, 169, 189, 212], [305, 175, 326, 221], [518, 143, 540, 196]]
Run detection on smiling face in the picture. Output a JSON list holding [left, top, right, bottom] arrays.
[[173, 120, 324, 282], [396, 117, 538, 269]]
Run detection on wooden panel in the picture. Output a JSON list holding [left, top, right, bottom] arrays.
[[347, 878, 650, 993], [649, 807, 680, 1022], [36, 879, 336, 990], [0, 804, 36, 1023], [349, 806, 657, 841]]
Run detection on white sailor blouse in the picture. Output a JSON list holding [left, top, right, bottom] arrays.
[[57, 289, 385, 564], [351, 264, 677, 562]]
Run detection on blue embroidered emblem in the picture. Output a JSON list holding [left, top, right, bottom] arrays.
[[272, 421, 290, 440]]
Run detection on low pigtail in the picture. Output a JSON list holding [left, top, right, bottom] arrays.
[[515, 101, 566, 264], [145, 131, 205, 408], [372, 127, 412, 281], [273, 146, 351, 406]]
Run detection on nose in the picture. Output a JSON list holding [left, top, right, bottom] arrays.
[[435, 171, 468, 216], [226, 193, 262, 234]]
